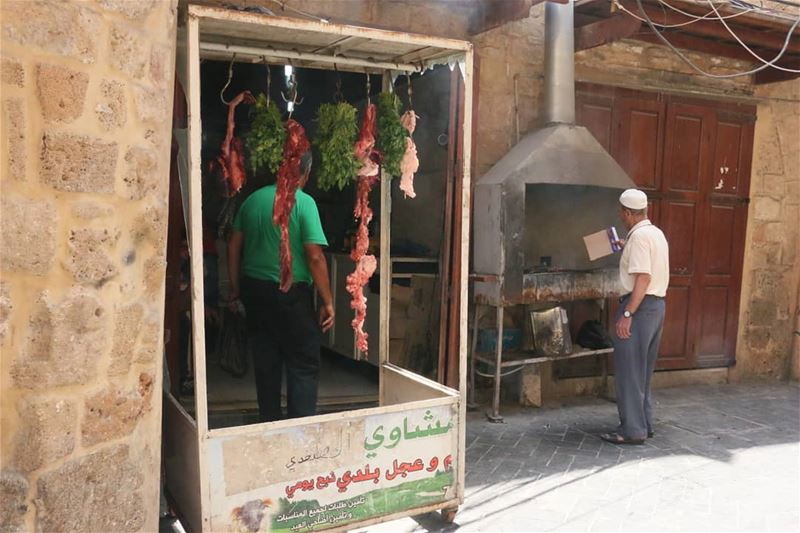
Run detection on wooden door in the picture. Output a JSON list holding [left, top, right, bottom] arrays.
[[695, 111, 754, 367], [576, 84, 755, 371], [658, 101, 715, 369]]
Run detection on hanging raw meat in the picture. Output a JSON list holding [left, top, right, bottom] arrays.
[[353, 104, 380, 179], [217, 90, 255, 197], [346, 104, 382, 354], [346, 254, 377, 353], [399, 110, 420, 199], [273, 119, 311, 292], [350, 174, 377, 262]]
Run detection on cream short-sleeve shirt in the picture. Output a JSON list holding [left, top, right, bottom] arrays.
[[619, 220, 670, 297]]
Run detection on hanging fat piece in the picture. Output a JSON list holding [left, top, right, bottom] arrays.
[[273, 119, 311, 292], [399, 110, 420, 199], [217, 90, 255, 197], [347, 103, 382, 355]]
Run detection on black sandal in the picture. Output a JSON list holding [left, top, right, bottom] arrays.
[[600, 432, 645, 445]]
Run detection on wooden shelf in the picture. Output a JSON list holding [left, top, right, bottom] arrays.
[[474, 346, 613, 369]]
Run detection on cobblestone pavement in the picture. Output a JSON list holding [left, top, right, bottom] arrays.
[[362, 382, 800, 532]]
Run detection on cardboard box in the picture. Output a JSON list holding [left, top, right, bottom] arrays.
[[583, 229, 614, 261]]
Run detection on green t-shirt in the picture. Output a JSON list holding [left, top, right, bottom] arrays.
[[232, 185, 328, 284]]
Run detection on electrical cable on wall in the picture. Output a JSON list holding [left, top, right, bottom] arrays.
[[615, 0, 755, 28], [660, 0, 800, 18], [616, 0, 799, 27], [658, 0, 760, 20], [706, 0, 800, 72], [630, 0, 800, 78], [267, 0, 330, 23]]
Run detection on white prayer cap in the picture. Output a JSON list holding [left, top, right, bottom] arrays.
[[620, 189, 648, 210]]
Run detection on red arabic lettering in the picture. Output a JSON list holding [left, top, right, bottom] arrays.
[[336, 470, 353, 493], [288, 454, 452, 498]]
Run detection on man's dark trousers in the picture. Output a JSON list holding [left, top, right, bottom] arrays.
[[241, 276, 320, 422], [612, 295, 666, 440]]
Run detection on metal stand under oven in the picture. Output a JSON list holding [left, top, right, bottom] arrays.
[[469, 274, 615, 423]]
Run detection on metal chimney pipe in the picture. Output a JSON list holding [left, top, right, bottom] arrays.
[[544, 0, 575, 125]]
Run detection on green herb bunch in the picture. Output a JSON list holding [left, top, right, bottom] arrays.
[[376, 92, 407, 178], [314, 102, 360, 192], [245, 93, 286, 175]]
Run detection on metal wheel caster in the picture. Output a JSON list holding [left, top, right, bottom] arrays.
[[440, 506, 458, 523]]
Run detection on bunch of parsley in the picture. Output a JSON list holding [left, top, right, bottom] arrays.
[[314, 102, 360, 191], [245, 93, 286, 175], [376, 92, 407, 178]]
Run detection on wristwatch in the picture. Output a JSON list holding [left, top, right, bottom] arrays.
[[623, 310, 633, 318]]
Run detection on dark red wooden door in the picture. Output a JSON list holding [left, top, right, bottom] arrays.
[[659, 102, 715, 369], [576, 85, 754, 370], [695, 110, 754, 367]]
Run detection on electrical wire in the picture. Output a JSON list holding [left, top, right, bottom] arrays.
[[707, 0, 800, 72], [762, 0, 800, 9], [634, 0, 800, 78], [615, 0, 755, 28], [267, 0, 330, 23], [658, 0, 761, 20], [474, 366, 525, 378]]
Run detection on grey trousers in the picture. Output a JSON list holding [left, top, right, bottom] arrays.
[[612, 295, 666, 440]]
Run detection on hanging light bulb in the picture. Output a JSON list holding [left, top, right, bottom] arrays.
[[284, 65, 293, 79]]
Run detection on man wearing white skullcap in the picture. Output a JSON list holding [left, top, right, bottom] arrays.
[[601, 189, 670, 445]]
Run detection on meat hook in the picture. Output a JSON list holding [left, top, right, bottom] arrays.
[[406, 71, 413, 110], [333, 63, 345, 104], [261, 56, 271, 105], [281, 60, 303, 119], [365, 70, 371, 106], [219, 52, 238, 105]]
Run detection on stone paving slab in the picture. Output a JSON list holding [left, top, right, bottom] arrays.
[[360, 382, 800, 532]]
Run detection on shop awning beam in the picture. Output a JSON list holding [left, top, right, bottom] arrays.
[[199, 41, 423, 72]]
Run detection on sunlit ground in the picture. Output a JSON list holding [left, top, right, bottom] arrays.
[[363, 383, 800, 532]]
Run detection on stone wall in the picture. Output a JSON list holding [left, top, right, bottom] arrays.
[[0, 1, 177, 532], [732, 79, 800, 380]]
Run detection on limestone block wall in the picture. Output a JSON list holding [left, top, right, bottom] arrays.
[[0, 1, 177, 531], [733, 79, 800, 379]]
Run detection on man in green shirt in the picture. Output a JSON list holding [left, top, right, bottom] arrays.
[[227, 151, 334, 422]]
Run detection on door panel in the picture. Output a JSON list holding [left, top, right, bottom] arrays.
[[705, 204, 736, 275], [615, 98, 664, 191], [712, 121, 745, 195], [577, 101, 614, 151], [661, 202, 697, 276], [666, 116, 703, 192], [647, 200, 661, 227], [698, 286, 729, 357], [659, 285, 691, 366], [663, 103, 712, 194]]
